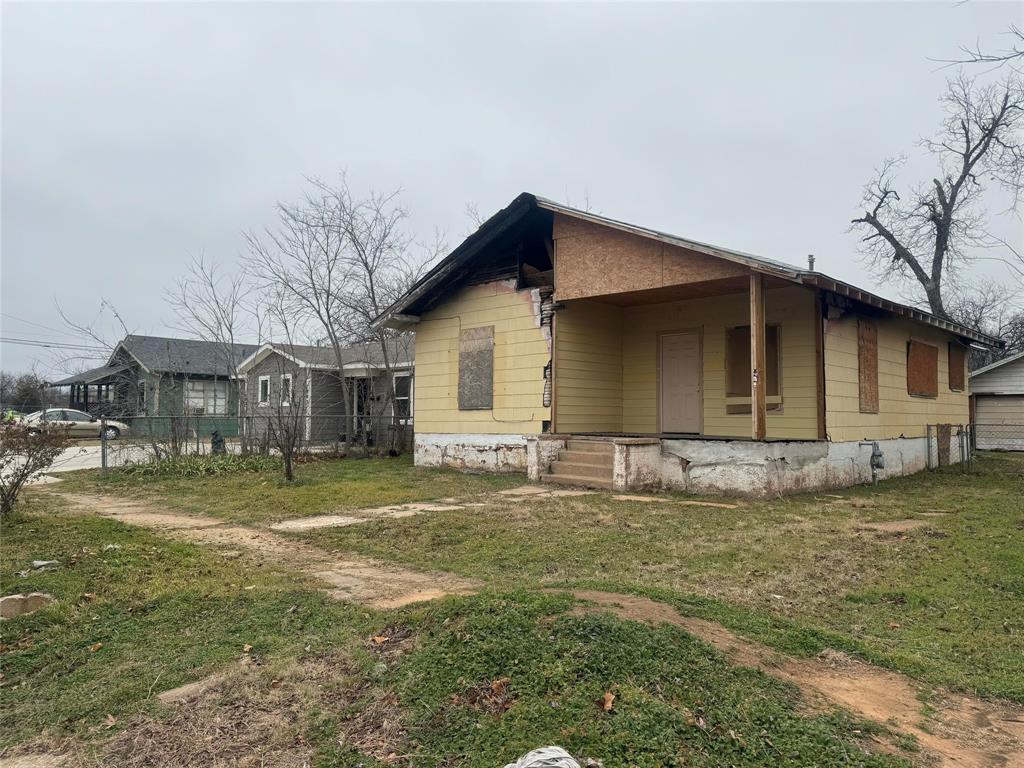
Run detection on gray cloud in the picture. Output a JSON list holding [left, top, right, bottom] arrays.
[[2, 1, 1020, 374]]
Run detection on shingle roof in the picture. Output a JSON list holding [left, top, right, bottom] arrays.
[[240, 338, 413, 372], [118, 335, 260, 376], [49, 363, 130, 387], [374, 192, 1002, 348]]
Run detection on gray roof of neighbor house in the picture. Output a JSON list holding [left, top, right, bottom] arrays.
[[238, 339, 413, 372], [116, 335, 260, 376], [374, 192, 1002, 348], [49, 363, 130, 387], [970, 350, 1024, 379]]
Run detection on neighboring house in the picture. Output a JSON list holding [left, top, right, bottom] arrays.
[[49, 335, 258, 435], [969, 351, 1024, 451], [236, 340, 413, 446], [374, 192, 1001, 496]]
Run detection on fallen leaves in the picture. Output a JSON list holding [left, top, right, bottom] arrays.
[[599, 691, 615, 712], [89, 642, 103, 653], [370, 635, 390, 646]]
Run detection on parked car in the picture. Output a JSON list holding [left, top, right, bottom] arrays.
[[22, 409, 129, 439]]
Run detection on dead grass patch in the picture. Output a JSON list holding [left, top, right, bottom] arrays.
[[95, 653, 357, 768]]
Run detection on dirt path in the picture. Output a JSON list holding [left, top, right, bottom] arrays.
[[571, 590, 1024, 768], [57, 492, 478, 610]]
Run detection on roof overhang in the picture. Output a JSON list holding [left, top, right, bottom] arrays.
[[236, 343, 312, 373], [372, 192, 1004, 349], [49, 364, 130, 387], [799, 274, 1002, 348]]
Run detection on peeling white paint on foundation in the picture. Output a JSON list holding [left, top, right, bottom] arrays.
[[526, 436, 565, 481], [659, 434, 961, 497], [423, 430, 965, 497], [416, 433, 530, 472]]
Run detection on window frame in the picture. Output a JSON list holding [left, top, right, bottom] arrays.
[[724, 324, 783, 414], [184, 378, 229, 416], [257, 375, 271, 406], [137, 380, 147, 415], [280, 373, 293, 407], [393, 371, 413, 424]]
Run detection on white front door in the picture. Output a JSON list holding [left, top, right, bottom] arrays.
[[660, 332, 701, 434]]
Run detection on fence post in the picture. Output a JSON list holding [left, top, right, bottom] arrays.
[[100, 417, 109, 474]]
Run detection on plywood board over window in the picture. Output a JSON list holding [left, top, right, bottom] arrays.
[[907, 340, 939, 398], [948, 342, 966, 392], [857, 319, 879, 414], [458, 325, 494, 410]]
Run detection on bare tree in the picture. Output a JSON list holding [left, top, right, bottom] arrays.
[[947, 25, 1024, 72], [852, 73, 1024, 318], [246, 288, 310, 481], [947, 282, 1024, 369], [246, 175, 437, 451], [245, 182, 357, 445], [320, 178, 438, 451], [166, 255, 258, 451]]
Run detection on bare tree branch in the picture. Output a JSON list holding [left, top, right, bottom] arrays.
[[852, 73, 1024, 318]]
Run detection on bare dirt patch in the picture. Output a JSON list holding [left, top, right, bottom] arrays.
[[270, 502, 466, 532], [0, 755, 68, 768], [857, 519, 930, 533], [611, 494, 739, 509], [56, 492, 478, 610], [570, 589, 1024, 768]]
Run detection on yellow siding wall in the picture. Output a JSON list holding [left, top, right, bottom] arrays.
[[824, 314, 968, 440], [414, 281, 551, 434], [621, 285, 820, 439], [554, 300, 624, 432]]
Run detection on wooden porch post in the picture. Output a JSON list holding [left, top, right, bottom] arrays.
[[749, 273, 767, 440]]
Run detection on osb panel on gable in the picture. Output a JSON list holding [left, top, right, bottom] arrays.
[[553, 214, 747, 301]]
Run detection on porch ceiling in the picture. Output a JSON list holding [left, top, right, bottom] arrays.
[[573, 274, 792, 306]]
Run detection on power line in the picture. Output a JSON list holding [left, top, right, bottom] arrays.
[[0, 312, 81, 339], [0, 337, 110, 352]]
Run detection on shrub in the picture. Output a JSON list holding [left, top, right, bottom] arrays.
[[1, 419, 72, 517], [116, 454, 282, 478]]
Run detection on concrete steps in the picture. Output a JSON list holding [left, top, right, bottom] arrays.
[[544, 439, 614, 489], [540, 473, 614, 490]]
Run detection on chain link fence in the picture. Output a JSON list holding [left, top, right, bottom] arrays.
[[972, 423, 1024, 452], [96, 413, 413, 470], [926, 423, 974, 472]]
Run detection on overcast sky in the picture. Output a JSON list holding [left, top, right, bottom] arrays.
[[2, 1, 1021, 376]]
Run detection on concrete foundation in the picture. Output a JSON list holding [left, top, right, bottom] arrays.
[[415, 433, 531, 472], [526, 435, 566, 481], [659, 436, 941, 497], [419, 430, 965, 496]]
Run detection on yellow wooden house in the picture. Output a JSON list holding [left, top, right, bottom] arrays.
[[377, 193, 1000, 495]]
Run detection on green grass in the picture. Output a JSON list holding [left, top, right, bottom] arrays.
[[56, 455, 520, 524], [357, 591, 904, 767], [0, 494, 370, 749], [292, 453, 1024, 702], [0, 496, 908, 766]]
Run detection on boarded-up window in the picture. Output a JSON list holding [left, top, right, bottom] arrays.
[[858, 319, 879, 414], [458, 326, 494, 410], [948, 343, 966, 392], [907, 340, 938, 398], [725, 325, 780, 398]]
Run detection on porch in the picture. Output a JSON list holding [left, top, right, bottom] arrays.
[[550, 278, 825, 443]]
